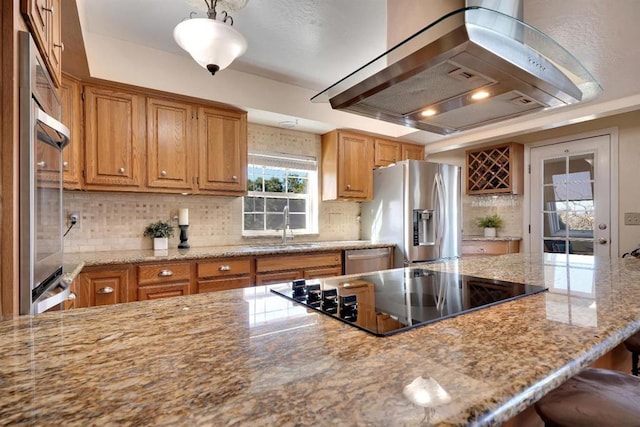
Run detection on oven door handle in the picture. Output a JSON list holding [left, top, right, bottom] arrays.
[[36, 281, 71, 314], [36, 107, 70, 149]]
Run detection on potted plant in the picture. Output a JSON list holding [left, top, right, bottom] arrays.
[[476, 213, 503, 238], [144, 220, 174, 251]]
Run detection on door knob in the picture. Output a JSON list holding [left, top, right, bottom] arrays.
[[598, 238, 608, 244]]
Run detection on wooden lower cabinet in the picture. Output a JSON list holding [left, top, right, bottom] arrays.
[[461, 240, 520, 257], [77, 265, 133, 307], [255, 270, 303, 286], [136, 261, 193, 301], [197, 257, 253, 293]]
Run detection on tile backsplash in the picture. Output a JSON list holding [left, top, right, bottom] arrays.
[[462, 194, 523, 237], [63, 123, 361, 253]]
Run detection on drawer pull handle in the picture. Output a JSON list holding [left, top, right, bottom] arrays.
[[97, 287, 114, 295], [478, 248, 486, 252], [67, 292, 77, 300], [159, 270, 174, 277], [219, 265, 231, 271]]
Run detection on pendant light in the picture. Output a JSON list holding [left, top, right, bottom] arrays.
[[173, 0, 248, 75]]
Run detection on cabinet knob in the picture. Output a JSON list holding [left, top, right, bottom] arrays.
[[161, 170, 167, 177], [67, 292, 76, 300], [97, 287, 114, 295], [119, 167, 125, 174], [37, 161, 46, 168], [218, 265, 231, 271], [346, 184, 351, 190], [232, 175, 238, 181], [63, 161, 69, 169], [159, 270, 174, 277]]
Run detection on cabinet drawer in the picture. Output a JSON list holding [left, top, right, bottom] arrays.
[[461, 241, 519, 256], [138, 282, 190, 300], [304, 266, 342, 279], [256, 252, 342, 273], [198, 277, 253, 293], [138, 262, 191, 285], [255, 271, 303, 286], [198, 258, 252, 279]]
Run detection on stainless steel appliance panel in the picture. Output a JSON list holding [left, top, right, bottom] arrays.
[[19, 31, 70, 315], [361, 160, 461, 268], [344, 247, 392, 275]]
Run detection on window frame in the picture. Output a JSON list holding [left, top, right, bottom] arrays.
[[242, 153, 319, 237]]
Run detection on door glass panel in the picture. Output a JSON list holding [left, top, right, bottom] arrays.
[[543, 158, 565, 184], [541, 153, 597, 255]]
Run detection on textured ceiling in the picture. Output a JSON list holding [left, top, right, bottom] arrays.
[[77, 0, 640, 147]]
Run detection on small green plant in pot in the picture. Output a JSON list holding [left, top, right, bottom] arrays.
[[476, 213, 503, 238], [144, 220, 174, 251]]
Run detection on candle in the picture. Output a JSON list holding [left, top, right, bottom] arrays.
[[178, 208, 189, 225]]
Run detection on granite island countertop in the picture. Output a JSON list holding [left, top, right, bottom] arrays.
[[2, 253, 640, 426]]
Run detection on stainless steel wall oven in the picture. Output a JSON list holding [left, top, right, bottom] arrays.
[[19, 31, 70, 315]]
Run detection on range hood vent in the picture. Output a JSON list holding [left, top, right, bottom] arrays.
[[312, 6, 601, 135]]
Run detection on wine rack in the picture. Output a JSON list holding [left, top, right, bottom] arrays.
[[465, 142, 524, 195]]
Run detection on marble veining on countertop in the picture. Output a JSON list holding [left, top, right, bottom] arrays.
[[2, 254, 640, 426], [462, 235, 522, 241], [64, 240, 394, 266]]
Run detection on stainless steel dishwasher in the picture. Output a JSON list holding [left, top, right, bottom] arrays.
[[344, 247, 393, 274]]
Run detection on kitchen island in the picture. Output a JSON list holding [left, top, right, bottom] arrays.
[[1, 254, 640, 426]]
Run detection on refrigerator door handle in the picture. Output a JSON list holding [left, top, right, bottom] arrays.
[[435, 172, 446, 246]]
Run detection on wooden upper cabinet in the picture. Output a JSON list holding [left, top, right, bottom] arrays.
[[465, 142, 524, 195], [374, 139, 401, 167], [60, 75, 82, 189], [21, 0, 62, 87], [83, 85, 145, 189], [402, 143, 424, 161], [146, 98, 196, 191], [321, 130, 374, 201], [197, 107, 247, 195]]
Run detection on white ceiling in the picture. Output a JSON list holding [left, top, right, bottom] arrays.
[[76, 0, 640, 151]]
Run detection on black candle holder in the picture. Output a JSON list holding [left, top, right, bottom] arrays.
[[178, 224, 190, 249]]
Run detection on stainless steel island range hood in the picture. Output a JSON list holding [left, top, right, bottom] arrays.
[[312, 1, 601, 135]]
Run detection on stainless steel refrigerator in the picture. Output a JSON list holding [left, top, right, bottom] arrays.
[[361, 160, 461, 267]]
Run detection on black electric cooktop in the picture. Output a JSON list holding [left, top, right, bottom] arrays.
[[270, 268, 547, 337]]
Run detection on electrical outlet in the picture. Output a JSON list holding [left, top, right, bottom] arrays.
[[69, 213, 80, 225], [624, 212, 640, 225]]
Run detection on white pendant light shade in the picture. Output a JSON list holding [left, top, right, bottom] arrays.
[[173, 18, 247, 75]]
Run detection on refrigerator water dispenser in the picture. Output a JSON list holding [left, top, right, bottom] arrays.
[[413, 209, 435, 246]]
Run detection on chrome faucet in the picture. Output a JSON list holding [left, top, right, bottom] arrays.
[[282, 205, 291, 244]]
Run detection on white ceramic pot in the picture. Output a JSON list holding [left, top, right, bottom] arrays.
[[484, 227, 497, 238], [153, 237, 169, 251]]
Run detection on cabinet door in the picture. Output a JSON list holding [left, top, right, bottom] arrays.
[[147, 98, 196, 191], [338, 132, 373, 200], [22, 0, 51, 65], [60, 75, 82, 188], [138, 282, 190, 300], [374, 139, 401, 167], [83, 85, 145, 188], [255, 271, 303, 286], [198, 107, 247, 194], [402, 144, 424, 161], [47, 0, 62, 87], [78, 266, 131, 307]]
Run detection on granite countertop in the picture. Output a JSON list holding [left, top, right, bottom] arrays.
[[2, 253, 640, 426], [462, 235, 522, 241], [64, 240, 394, 267]]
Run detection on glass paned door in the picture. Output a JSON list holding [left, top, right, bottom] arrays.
[[530, 135, 610, 257]]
